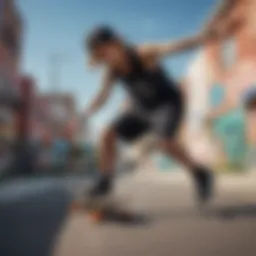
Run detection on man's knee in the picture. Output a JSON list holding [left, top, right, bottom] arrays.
[[158, 138, 177, 152], [101, 126, 117, 145]]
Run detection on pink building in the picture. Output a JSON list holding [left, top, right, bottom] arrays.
[[206, 0, 256, 146], [0, 0, 23, 139]]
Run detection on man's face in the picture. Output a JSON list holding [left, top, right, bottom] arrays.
[[92, 42, 124, 66]]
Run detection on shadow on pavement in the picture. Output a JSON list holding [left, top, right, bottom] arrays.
[[145, 204, 256, 221], [212, 204, 256, 220], [148, 207, 207, 220], [96, 212, 151, 226]]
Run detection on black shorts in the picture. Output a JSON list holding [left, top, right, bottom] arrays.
[[113, 102, 184, 142]]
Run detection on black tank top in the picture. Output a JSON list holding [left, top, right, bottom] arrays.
[[115, 48, 182, 111]]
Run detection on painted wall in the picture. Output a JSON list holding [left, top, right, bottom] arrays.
[[184, 0, 256, 169], [184, 51, 221, 166]]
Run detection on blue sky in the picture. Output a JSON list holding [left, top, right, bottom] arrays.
[[17, 0, 215, 133]]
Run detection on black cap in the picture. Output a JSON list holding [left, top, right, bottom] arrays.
[[86, 26, 119, 51]]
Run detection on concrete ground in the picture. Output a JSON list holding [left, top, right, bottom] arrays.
[[55, 171, 256, 256]]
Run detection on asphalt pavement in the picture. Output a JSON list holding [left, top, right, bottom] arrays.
[[55, 171, 256, 256]]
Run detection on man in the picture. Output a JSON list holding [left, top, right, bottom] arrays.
[[79, 26, 217, 203]]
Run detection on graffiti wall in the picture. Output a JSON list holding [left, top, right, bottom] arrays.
[[184, 51, 222, 166]]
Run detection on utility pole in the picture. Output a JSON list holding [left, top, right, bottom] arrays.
[[48, 53, 68, 93]]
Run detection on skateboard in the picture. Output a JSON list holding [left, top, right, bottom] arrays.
[[70, 194, 147, 224]]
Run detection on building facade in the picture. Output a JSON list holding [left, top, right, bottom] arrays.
[[32, 92, 77, 142], [185, 0, 256, 168], [0, 0, 23, 141]]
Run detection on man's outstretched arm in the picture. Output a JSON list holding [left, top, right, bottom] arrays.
[[138, 28, 217, 60]]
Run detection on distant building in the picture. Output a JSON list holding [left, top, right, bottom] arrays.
[[184, 0, 256, 167], [33, 92, 77, 141], [0, 0, 23, 141], [0, 0, 23, 82]]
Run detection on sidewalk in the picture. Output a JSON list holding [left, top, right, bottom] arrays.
[[134, 167, 256, 187], [55, 170, 256, 256]]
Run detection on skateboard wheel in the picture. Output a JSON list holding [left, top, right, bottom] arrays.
[[89, 211, 104, 222]]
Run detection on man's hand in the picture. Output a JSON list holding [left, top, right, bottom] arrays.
[[77, 111, 91, 132]]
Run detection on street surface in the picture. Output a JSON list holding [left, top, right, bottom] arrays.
[[55, 171, 256, 256]]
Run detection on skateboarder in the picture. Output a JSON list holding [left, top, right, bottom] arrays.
[[79, 25, 217, 203]]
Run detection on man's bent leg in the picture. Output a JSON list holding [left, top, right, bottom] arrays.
[[90, 126, 117, 196], [90, 111, 149, 196], [158, 138, 214, 203], [99, 127, 117, 174], [158, 139, 197, 171]]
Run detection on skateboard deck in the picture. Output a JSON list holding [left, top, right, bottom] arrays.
[[70, 194, 147, 224]]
